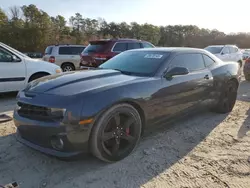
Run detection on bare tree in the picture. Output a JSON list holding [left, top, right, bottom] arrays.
[[9, 6, 22, 20]]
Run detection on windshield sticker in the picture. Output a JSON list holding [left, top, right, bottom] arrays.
[[144, 54, 163, 59]]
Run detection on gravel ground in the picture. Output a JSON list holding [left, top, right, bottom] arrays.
[[0, 80, 249, 188]]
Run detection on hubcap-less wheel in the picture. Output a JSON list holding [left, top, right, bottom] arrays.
[[217, 81, 237, 113], [90, 104, 142, 162], [101, 112, 137, 157]]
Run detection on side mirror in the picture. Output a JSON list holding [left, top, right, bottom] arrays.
[[164, 67, 189, 79]]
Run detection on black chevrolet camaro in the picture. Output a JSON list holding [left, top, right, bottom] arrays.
[[13, 48, 241, 162]]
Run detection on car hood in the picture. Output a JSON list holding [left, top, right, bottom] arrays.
[[24, 69, 145, 96]]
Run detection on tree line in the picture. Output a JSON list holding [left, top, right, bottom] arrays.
[[1, 4, 250, 53]]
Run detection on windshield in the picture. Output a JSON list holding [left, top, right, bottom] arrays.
[[82, 41, 108, 53], [99, 51, 170, 77], [204, 46, 223, 54], [0, 43, 31, 58]]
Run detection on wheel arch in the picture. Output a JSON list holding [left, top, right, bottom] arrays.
[[28, 71, 50, 82], [61, 62, 75, 69], [92, 99, 146, 136]]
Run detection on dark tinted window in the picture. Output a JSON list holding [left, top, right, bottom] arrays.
[[83, 41, 108, 53], [59, 47, 85, 55], [0, 47, 20, 62], [45, 46, 53, 55], [142, 42, 154, 48], [204, 46, 223, 54], [99, 51, 170, 76], [127, 42, 141, 50], [203, 54, 215, 67], [113, 43, 127, 52], [170, 53, 205, 72]]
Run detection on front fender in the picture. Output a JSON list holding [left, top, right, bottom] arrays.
[[80, 87, 146, 121]]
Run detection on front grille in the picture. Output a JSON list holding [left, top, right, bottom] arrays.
[[17, 102, 61, 121]]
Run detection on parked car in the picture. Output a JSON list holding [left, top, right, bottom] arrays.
[[14, 47, 240, 162], [242, 49, 250, 60], [80, 38, 155, 68], [43, 44, 86, 72], [0, 42, 62, 93], [243, 57, 250, 80], [204, 45, 243, 67]]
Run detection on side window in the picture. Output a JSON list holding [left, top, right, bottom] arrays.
[[170, 53, 205, 72], [71, 47, 85, 55], [59, 47, 72, 55], [0, 47, 15, 62], [222, 47, 230, 54], [142, 42, 154, 48], [127, 42, 141, 50], [203, 54, 215, 67], [230, 47, 238, 53], [112, 43, 127, 52]]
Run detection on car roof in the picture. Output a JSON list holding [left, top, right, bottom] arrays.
[[207, 44, 238, 48], [48, 44, 86, 47], [128, 47, 208, 53], [89, 38, 149, 43]]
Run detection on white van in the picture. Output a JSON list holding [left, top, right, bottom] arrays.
[[0, 42, 62, 93]]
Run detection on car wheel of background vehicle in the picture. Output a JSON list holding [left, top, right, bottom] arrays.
[[90, 103, 142, 163], [28, 73, 50, 82], [61, 63, 75, 72], [213, 80, 238, 114]]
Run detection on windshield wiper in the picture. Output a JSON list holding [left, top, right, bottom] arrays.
[[113, 69, 132, 75]]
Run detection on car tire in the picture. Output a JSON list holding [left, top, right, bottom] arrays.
[[28, 73, 49, 82], [61, 63, 75, 72], [90, 103, 142, 163], [212, 80, 238, 114]]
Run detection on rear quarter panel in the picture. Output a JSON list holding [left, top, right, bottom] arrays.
[[210, 61, 240, 100]]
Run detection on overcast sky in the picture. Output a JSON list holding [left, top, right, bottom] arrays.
[[1, 0, 249, 33]]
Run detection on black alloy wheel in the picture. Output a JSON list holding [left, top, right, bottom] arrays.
[[90, 104, 142, 162], [214, 80, 238, 113]]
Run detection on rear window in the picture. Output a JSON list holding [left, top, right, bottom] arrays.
[[204, 46, 223, 54], [83, 41, 108, 53], [45, 46, 53, 55], [59, 46, 85, 55]]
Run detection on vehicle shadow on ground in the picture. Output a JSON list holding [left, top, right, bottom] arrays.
[[0, 110, 228, 187], [0, 92, 17, 114], [237, 108, 250, 138]]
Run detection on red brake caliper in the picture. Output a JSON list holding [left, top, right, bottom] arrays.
[[125, 128, 130, 135]]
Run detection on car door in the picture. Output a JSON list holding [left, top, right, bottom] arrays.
[[0, 46, 26, 92], [71, 46, 85, 67], [151, 53, 213, 122], [220, 47, 230, 61]]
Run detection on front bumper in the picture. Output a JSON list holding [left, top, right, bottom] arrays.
[[14, 110, 90, 158]]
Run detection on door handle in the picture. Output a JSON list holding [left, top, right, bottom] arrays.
[[204, 75, 210, 79]]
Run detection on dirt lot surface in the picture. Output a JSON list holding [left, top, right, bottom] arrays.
[[0, 80, 250, 188]]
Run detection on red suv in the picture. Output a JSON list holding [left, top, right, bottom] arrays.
[[80, 38, 155, 68]]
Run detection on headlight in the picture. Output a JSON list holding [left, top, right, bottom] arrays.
[[50, 108, 66, 117], [55, 68, 62, 73]]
